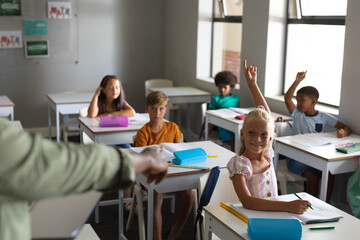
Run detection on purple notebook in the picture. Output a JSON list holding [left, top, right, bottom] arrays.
[[99, 116, 129, 127]]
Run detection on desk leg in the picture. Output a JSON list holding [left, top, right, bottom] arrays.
[[119, 190, 127, 240], [10, 108, 14, 121], [48, 104, 52, 140], [204, 115, 209, 141], [319, 166, 329, 201], [56, 110, 60, 142], [146, 188, 154, 240], [235, 125, 241, 154], [186, 103, 191, 137], [204, 213, 213, 240]]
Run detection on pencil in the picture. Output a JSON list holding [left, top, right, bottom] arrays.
[[219, 202, 248, 224], [288, 187, 314, 210], [309, 226, 335, 230]]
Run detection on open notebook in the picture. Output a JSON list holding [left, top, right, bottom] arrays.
[[31, 191, 102, 239], [129, 142, 194, 162], [228, 193, 343, 225]]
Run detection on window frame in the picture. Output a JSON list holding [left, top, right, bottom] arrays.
[[209, 0, 242, 78], [282, 0, 346, 107]]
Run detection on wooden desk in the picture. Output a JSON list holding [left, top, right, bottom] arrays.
[[274, 132, 360, 201], [148, 87, 211, 136], [0, 95, 15, 121], [78, 113, 149, 145], [31, 191, 102, 239], [204, 193, 360, 240], [47, 92, 93, 142], [136, 141, 236, 240], [205, 108, 291, 153]]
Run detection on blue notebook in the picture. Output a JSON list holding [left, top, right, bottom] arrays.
[[247, 218, 302, 240], [172, 148, 207, 165]]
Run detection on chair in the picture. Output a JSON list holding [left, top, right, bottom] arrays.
[[62, 114, 81, 142], [196, 168, 239, 240], [145, 79, 181, 125], [274, 121, 307, 195]]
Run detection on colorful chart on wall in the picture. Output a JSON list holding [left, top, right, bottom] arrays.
[[0, 31, 22, 48], [0, 0, 21, 16], [48, 1, 71, 19], [23, 20, 48, 36]]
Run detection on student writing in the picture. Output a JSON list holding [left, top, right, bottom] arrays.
[[208, 71, 240, 152], [135, 91, 194, 240], [88, 75, 135, 118], [284, 71, 351, 200], [227, 60, 310, 214]]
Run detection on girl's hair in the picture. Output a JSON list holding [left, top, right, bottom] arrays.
[[238, 108, 275, 155], [98, 75, 126, 114], [214, 71, 237, 88]]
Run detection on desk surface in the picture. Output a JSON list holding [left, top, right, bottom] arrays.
[[275, 132, 360, 161], [46, 91, 93, 105], [148, 86, 210, 97], [31, 191, 102, 239], [0, 95, 15, 106], [204, 192, 360, 240], [206, 108, 292, 124], [78, 113, 149, 134]]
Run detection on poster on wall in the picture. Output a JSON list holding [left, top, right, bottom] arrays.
[[0, 0, 21, 16], [47, 1, 71, 19], [23, 20, 48, 36], [0, 31, 22, 48], [25, 40, 49, 58]]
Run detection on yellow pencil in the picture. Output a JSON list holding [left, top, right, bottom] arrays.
[[207, 155, 218, 157], [219, 202, 248, 224]]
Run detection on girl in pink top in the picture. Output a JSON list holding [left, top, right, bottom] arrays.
[[226, 60, 311, 215]]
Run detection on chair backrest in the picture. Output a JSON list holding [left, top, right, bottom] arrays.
[[79, 106, 89, 117], [275, 121, 293, 138], [144, 79, 174, 97]]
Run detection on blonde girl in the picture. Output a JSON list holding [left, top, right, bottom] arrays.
[[227, 60, 311, 214]]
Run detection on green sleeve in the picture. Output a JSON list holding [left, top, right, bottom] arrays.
[[0, 118, 135, 202]]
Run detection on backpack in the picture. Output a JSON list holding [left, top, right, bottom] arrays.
[[194, 166, 221, 239]]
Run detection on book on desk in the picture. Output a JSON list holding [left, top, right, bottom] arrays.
[[225, 193, 343, 225]]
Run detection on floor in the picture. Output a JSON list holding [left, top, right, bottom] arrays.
[[86, 191, 196, 240]]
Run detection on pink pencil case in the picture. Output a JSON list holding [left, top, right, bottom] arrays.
[[100, 116, 129, 127]]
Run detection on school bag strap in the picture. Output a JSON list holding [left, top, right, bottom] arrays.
[[194, 166, 221, 239]]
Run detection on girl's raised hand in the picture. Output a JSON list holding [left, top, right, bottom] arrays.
[[243, 59, 257, 83], [287, 200, 312, 214], [295, 71, 307, 83]]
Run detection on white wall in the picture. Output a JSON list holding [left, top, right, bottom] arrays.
[[339, 0, 360, 133], [0, 0, 165, 128]]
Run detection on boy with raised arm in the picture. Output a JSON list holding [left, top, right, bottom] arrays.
[[284, 71, 351, 200]]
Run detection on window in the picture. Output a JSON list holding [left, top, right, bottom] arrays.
[[197, 0, 243, 83], [283, 0, 347, 107]]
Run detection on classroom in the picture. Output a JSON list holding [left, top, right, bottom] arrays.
[[1, 0, 360, 239]]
